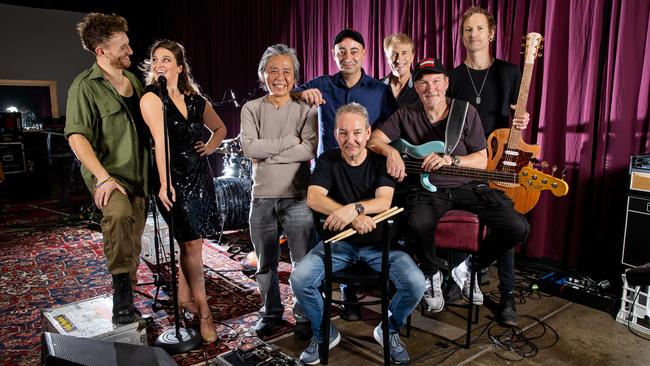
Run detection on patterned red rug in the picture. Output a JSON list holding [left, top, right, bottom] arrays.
[[0, 204, 296, 366]]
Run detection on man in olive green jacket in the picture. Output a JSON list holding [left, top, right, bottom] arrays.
[[64, 13, 150, 324]]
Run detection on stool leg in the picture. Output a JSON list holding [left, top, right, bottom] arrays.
[[322, 281, 332, 364], [382, 279, 390, 365], [465, 266, 477, 348]]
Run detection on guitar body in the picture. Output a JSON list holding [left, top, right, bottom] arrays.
[[392, 138, 444, 192], [486, 128, 542, 214]]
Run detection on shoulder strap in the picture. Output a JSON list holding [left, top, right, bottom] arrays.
[[444, 98, 469, 155]]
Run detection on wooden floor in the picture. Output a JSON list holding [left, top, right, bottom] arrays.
[[272, 268, 650, 365]]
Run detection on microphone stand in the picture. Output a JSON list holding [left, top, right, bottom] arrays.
[[154, 76, 202, 354]]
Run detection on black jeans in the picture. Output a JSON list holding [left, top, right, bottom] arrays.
[[406, 182, 529, 277]]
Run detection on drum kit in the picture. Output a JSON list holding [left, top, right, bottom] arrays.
[[214, 135, 252, 231]]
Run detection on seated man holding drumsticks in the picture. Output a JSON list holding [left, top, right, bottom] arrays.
[[290, 103, 425, 365]]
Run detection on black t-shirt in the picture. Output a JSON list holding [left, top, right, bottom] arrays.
[[448, 59, 521, 136], [376, 100, 486, 188], [310, 149, 395, 243]]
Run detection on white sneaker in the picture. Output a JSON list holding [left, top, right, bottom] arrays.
[[422, 271, 444, 312], [451, 258, 484, 305]]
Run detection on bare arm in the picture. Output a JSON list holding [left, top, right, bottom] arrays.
[[368, 129, 407, 182], [195, 102, 227, 156], [421, 148, 488, 172], [68, 134, 126, 208], [140, 92, 175, 210], [307, 184, 394, 232]]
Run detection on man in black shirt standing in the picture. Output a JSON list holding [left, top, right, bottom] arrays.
[[448, 6, 530, 325], [291, 103, 424, 365]]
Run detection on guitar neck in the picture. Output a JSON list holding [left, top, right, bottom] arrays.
[[405, 163, 517, 184], [508, 62, 534, 148]]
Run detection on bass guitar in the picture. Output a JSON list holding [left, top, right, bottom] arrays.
[[393, 138, 568, 197], [486, 32, 545, 213]]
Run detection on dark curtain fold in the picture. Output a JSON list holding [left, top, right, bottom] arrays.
[[138, 0, 650, 274]]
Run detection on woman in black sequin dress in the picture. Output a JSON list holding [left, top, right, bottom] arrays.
[[140, 40, 226, 344]]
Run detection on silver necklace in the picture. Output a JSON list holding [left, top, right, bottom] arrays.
[[465, 63, 491, 104]]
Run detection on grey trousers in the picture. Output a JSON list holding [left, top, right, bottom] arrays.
[[249, 197, 316, 322]]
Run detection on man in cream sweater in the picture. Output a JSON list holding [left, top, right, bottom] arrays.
[[241, 44, 318, 339]]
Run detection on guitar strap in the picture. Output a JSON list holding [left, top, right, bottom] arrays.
[[444, 98, 469, 155]]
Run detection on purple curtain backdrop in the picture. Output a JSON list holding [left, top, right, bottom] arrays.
[[135, 0, 650, 273]]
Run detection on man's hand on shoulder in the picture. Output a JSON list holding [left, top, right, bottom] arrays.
[[298, 88, 326, 106], [350, 214, 376, 235], [323, 204, 357, 232]]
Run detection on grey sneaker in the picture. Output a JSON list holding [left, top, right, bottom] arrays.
[[373, 323, 409, 364], [451, 258, 484, 305], [299, 325, 341, 365], [422, 271, 444, 312]]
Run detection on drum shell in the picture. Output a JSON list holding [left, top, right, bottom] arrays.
[[214, 177, 252, 230]]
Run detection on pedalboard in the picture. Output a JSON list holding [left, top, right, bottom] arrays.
[[215, 339, 297, 366]]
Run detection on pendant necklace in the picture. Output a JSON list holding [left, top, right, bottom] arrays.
[[465, 63, 491, 105]]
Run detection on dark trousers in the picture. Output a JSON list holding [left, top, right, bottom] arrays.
[[407, 182, 529, 275]]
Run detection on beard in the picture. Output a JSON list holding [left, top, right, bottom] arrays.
[[108, 53, 131, 69]]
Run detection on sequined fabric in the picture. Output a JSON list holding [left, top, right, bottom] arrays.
[[152, 92, 218, 242]]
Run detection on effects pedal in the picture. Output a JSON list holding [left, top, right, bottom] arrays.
[[216, 338, 297, 366]]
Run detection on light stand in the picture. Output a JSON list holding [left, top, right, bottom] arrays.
[[153, 76, 202, 354]]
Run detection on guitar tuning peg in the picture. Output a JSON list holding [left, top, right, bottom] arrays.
[[540, 161, 549, 172], [539, 44, 544, 49], [522, 35, 526, 40], [551, 165, 558, 176], [561, 168, 567, 180], [537, 52, 543, 57]]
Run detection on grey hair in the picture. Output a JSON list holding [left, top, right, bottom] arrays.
[[257, 44, 300, 90], [335, 102, 370, 128]]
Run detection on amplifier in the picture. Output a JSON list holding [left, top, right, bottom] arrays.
[[622, 195, 650, 267], [630, 154, 650, 193], [0, 142, 26, 173]]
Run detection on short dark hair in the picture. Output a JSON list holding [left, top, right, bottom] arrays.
[[76, 13, 128, 53]]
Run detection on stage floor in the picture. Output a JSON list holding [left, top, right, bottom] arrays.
[[1, 200, 649, 365]]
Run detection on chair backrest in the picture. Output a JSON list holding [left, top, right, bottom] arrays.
[[322, 219, 395, 285]]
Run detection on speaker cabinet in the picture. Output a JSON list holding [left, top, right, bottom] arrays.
[[622, 195, 650, 267], [42, 332, 178, 366]]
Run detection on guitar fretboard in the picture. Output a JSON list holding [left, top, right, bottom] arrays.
[[404, 162, 517, 184]]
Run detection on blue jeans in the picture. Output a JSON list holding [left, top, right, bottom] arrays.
[[290, 240, 425, 342], [249, 198, 316, 322]]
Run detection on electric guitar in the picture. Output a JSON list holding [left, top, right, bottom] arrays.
[[393, 139, 568, 197], [486, 32, 545, 213]]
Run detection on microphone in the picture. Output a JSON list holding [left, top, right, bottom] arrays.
[[158, 75, 168, 101], [229, 90, 240, 108]]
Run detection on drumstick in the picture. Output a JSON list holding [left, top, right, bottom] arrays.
[[330, 207, 404, 243], [325, 206, 403, 243], [324, 206, 398, 243]]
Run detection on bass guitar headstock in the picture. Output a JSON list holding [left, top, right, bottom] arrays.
[[518, 166, 569, 196]]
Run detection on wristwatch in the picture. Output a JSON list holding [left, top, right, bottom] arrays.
[[354, 203, 365, 215], [451, 155, 461, 166]]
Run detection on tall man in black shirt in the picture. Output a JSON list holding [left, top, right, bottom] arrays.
[[291, 103, 424, 365], [448, 6, 530, 325]]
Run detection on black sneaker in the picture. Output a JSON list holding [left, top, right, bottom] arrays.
[[112, 273, 135, 324], [443, 281, 463, 304], [294, 321, 313, 340], [254, 317, 285, 337], [497, 294, 518, 326]]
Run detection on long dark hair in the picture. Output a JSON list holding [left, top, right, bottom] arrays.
[[140, 39, 202, 96]]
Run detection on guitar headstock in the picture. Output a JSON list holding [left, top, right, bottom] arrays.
[[518, 166, 569, 196], [521, 32, 544, 64]]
